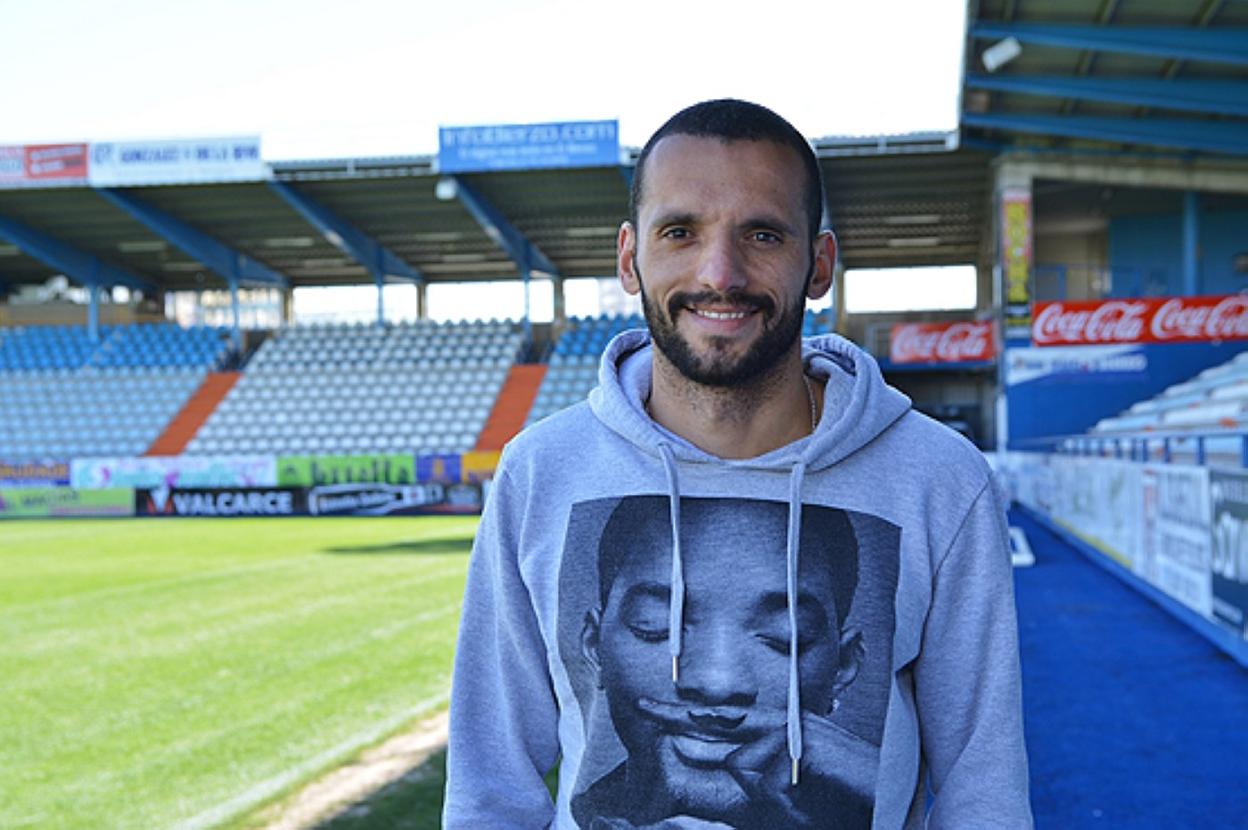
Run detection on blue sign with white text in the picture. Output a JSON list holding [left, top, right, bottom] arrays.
[[438, 120, 619, 173]]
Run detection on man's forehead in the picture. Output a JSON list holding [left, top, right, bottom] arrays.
[[640, 135, 806, 201]]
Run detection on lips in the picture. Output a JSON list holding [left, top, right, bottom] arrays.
[[670, 730, 745, 767], [667, 291, 774, 323]]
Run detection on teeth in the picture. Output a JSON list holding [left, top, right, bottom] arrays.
[[695, 309, 748, 320]]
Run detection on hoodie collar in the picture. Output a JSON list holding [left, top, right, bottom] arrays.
[[587, 328, 911, 471]]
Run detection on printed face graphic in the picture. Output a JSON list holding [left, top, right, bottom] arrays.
[[581, 498, 861, 824]]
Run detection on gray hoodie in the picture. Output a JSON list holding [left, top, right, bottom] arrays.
[[444, 331, 1032, 829]]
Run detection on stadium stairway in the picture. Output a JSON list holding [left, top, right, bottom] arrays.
[[475, 364, 547, 450], [145, 371, 241, 456]]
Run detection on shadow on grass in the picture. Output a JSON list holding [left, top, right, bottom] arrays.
[[320, 538, 474, 556], [314, 749, 449, 830], [313, 748, 559, 830]]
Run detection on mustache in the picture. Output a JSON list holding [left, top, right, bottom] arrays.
[[665, 290, 777, 320]]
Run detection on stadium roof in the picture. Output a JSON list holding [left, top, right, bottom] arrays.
[[0, 134, 989, 297], [962, 0, 1248, 158]]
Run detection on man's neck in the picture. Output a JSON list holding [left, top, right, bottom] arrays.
[[646, 348, 821, 459]]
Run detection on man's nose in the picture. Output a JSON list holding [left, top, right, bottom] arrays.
[[676, 628, 756, 707], [694, 234, 747, 294]]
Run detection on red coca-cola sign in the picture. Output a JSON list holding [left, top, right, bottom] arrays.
[[890, 321, 997, 364], [1032, 294, 1248, 346]]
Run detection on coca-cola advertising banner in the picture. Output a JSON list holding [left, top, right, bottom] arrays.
[[1032, 294, 1248, 347], [889, 321, 997, 364]]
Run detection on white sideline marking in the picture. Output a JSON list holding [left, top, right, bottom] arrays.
[[1009, 526, 1035, 568], [171, 690, 450, 830]]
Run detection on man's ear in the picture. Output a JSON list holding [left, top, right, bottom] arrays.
[[807, 229, 837, 301], [832, 625, 864, 699], [618, 221, 641, 296], [582, 608, 605, 687]]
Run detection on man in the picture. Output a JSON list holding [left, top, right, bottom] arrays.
[[572, 496, 881, 829], [444, 99, 1031, 829]]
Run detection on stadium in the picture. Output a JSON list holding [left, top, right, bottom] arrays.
[[2, 1, 1247, 828]]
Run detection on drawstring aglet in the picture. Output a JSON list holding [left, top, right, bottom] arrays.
[[671, 654, 679, 683], [791, 757, 800, 786]]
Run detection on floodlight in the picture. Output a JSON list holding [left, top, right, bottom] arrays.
[[982, 37, 1022, 73], [435, 177, 459, 201]]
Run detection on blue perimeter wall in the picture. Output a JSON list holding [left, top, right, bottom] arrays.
[[1110, 208, 1248, 296]]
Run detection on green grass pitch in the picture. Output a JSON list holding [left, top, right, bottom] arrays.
[[0, 516, 476, 830]]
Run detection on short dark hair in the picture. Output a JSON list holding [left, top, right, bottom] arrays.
[[629, 99, 826, 243], [597, 496, 859, 628]]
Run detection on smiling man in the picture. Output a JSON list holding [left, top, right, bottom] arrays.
[[444, 100, 1032, 829]]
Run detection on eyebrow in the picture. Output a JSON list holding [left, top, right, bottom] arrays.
[[647, 210, 799, 238], [756, 591, 834, 620], [619, 581, 671, 608]]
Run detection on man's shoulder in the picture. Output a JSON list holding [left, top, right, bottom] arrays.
[[499, 399, 600, 468], [887, 407, 993, 483]]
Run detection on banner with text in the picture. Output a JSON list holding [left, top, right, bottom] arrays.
[[438, 120, 619, 173], [277, 454, 417, 487], [0, 460, 70, 487], [307, 482, 483, 516], [1210, 470, 1248, 637], [72, 456, 277, 490], [137, 487, 305, 517], [1032, 294, 1248, 347], [0, 487, 134, 518], [1000, 188, 1032, 340], [0, 143, 89, 187], [889, 321, 996, 364], [89, 137, 265, 186]]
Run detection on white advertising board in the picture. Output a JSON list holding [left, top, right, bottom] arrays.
[[88, 137, 265, 186], [1140, 464, 1212, 617]]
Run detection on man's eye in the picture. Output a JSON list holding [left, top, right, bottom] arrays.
[[661, 227, 690, 240], [627, 623, 669, 643], [757, 633, 816, 655], [751, 230, 781, 244]]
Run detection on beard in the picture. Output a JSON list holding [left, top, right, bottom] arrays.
[[637, 262, 811, 388]]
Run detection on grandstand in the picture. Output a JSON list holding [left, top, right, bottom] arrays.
[[186, 320, 520, 456], [0, 323, 231, 460]]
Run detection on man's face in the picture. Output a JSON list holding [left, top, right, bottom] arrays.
[[618, 135, 835, 387], [585, 504, 852, 821]]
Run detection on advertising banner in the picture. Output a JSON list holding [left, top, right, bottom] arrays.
[[0, 143, 89, 186], [1032, 294, 1248, 347], [72, 456, 277, 490], [0, 460, 70, 487], [277, 454, 416, 487], [1000, 187, 1032, 340], [1003, 344, 1148, 387], [1142, 464, 1212, 617], [438, 120, 619, 173], [307, 482, 483, 516], [459, 450, 501, 483], [0, 487, 134, 518], [1210, 470, 1248, 638], [137, 487, 305, 517], [88, 137, 265, 186], [416, 453, 462, 484], [889, 321, 996, 364], [0, 146, 24, 184], [1048, 457, 1137, 567]]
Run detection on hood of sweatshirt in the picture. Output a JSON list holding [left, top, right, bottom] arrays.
[[588, 329, 912, 471], [585, 328, 912, 785]]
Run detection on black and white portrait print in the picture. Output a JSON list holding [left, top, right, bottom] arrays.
[[557, 496, 901, 830]]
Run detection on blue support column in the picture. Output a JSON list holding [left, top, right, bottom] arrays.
[[0, 213, 154, 298], [96, 189, 288, 289], [1183, 192, 1200, 295], [88, 284, 100, 344], [230, 279, 241, 349], [442, 176, 559, 342], [267, 181, 423, 329]]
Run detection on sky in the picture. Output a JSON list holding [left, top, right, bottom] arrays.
[[2, 0, 974, 322], [1, 0, 968, 158]]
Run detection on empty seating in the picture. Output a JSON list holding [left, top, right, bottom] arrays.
[[185, 320, 521, 456], [0, 367, 207, 460]]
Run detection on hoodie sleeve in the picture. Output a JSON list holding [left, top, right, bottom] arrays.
[[443, 464, 560, 829], [915, 479, 1033, 828]]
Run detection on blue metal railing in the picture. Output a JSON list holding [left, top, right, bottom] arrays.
[[1014, 427, 1248, 469]]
